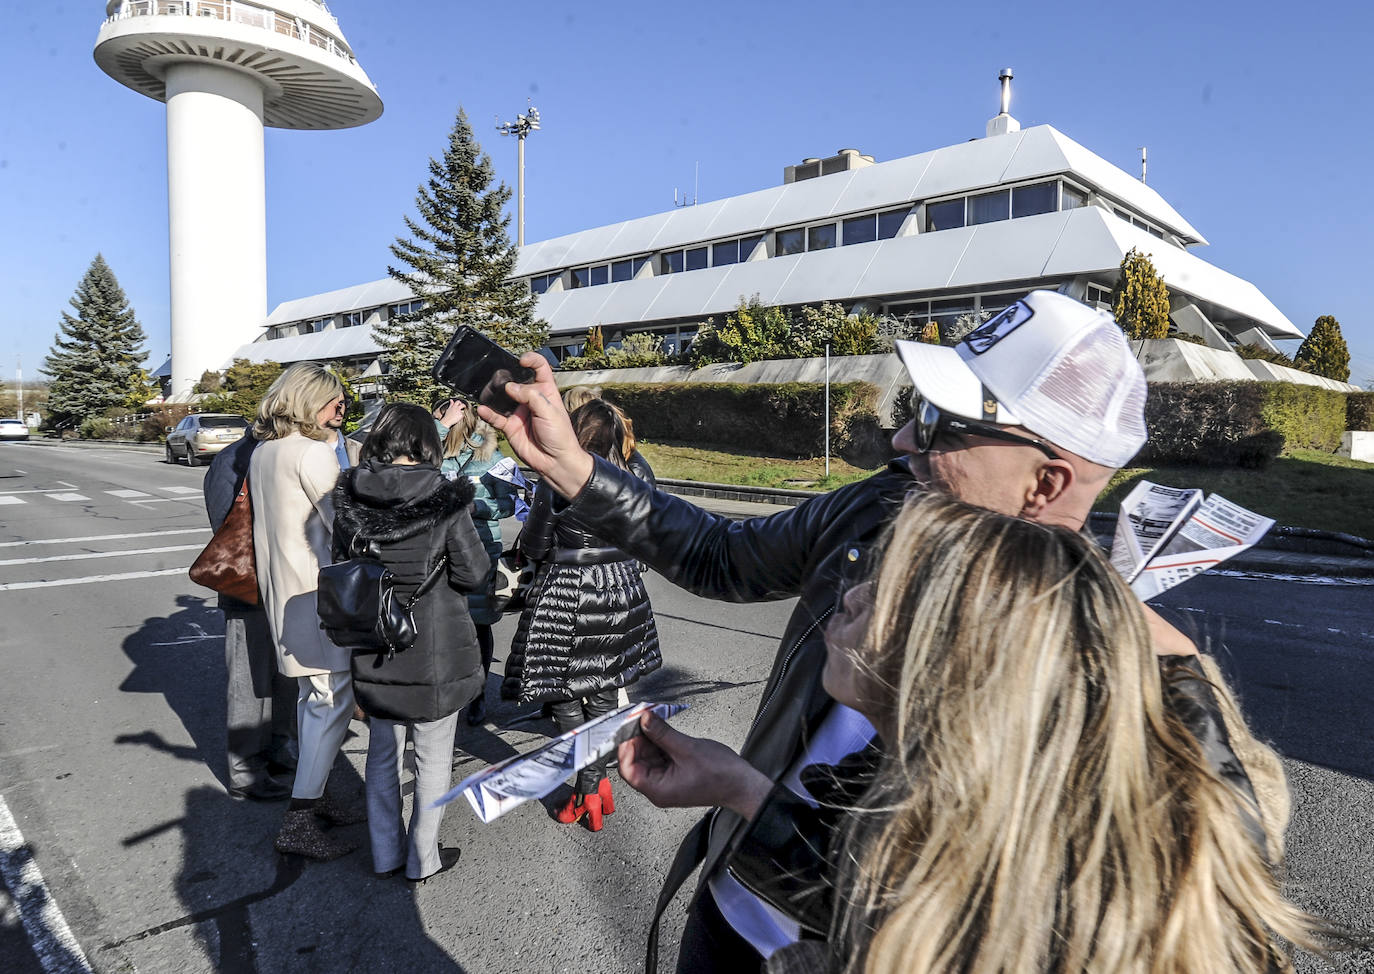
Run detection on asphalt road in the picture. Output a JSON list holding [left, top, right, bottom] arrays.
[[0, 442, 1369, 973]]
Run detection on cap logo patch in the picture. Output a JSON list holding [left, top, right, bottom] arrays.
[[964, 301, 1034, 355]]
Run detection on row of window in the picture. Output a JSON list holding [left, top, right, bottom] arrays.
[[525, 179, 1165, 296], [265, 301, 425, 340]]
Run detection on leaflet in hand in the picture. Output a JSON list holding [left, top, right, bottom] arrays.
[[431, 701, 687, 823], [1110, 481, 1274, 599]]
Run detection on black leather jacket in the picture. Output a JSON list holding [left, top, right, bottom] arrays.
[[564, 455, 1266, 932]]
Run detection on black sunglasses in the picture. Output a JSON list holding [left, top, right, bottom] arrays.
[[911, 392, 1061, 461]]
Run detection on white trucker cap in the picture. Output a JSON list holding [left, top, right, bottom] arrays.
[[895, 290, 1148, 468]]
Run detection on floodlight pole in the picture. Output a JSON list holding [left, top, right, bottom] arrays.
[[498, 103, 541, 247]]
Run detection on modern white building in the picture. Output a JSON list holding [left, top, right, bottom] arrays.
[[227, 75, 1307, 378], [94, 0, 382, 398]]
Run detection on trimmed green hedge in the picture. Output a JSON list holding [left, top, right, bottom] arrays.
[[1139, 381, 1347, 468], [1348, 391, 1374, 431], [597, 381, 891, 466]]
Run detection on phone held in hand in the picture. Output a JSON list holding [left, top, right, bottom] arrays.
[[431, 326, 537, 416]]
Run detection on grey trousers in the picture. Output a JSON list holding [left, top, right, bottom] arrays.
[[365, 711, 460, 879], [293, 670, 355, 800], [224, 609, 296, 790]]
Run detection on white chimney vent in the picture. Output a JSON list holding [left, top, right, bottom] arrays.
[[986, 67, 1021, 137]]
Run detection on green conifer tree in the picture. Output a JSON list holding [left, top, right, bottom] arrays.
[[1293, 315, 1351, 382], [377, 107, 547, 404], [42, 255, 149, 429], [1110, 248, 1171, 340]]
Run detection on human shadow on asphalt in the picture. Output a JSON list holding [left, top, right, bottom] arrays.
[[92, 785, 467, 973]]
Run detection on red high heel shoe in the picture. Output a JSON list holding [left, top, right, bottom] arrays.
[[553, 792, 604, 831], [597, 778, 615, 816], [554, 793, 584, 824]]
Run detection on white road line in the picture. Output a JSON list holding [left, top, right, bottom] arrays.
[[0, 567, 189, 592], [0, 528, 210, 549], [0, 795, 94, 974], [160, 486, 201, 495], [0, 545, 205, 567], [105, 490, 150, 499], [45, 494, 89, 503], [12, 470, 23, 474], [0, 489, 74, 496], [127, 498, 190, 505], [0, 496, 24, 505]]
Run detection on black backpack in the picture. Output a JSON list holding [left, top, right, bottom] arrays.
[[317, 539, 447, 659]]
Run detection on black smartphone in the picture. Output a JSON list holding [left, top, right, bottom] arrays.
[[431, 326, 537, 416]]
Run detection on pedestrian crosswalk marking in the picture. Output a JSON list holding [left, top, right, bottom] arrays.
[[0, 544, 204, 567], [161, 486, 201, 495], [0, 527, 210, 548], [0, 496, 23, 506], [105, 489, 150, 499], [46, 493, 89, 502], [0, 566, 188, 592]]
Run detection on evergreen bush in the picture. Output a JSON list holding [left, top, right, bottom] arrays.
[[1347, 391, 1374, 431], [1294, 315, 1352, 382]]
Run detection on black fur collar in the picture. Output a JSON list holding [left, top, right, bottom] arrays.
[[333, 468, 475, 545]]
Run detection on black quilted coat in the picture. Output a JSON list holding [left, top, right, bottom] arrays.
[[503, 476, 662, 704], [332, 461, 489, 722]]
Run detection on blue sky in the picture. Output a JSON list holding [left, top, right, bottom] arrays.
[[3, 0, 1372, 390]]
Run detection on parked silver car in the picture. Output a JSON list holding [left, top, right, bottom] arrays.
[[165, 413, 249, 465], [0, 418, 30, 441]]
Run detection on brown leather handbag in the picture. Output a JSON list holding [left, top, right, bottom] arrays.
[[189, 476, 259, 605]]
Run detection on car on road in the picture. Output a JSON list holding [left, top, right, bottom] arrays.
[[0, 418, 30, 441], [165, 413, 249, 465]]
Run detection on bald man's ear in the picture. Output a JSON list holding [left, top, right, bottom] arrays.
[[1021, 460, 1074, 519]]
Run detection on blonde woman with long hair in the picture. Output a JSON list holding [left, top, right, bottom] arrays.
[[249, 362, 363, 860], [623, 493, 1323, 973], [441, 400, 520, 724]]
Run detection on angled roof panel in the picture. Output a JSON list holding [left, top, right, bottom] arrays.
[[266, 276, 410, 325], [831, 152, 931, 217], [772, 244, 882, 306]]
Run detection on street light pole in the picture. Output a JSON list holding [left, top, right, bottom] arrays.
[[497, 103, 541, 247]]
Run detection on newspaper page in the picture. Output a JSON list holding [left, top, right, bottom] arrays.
[[433, 701, 687, 823], [1129, 493, 1275, 599], [1109, 481, 1202, 583]]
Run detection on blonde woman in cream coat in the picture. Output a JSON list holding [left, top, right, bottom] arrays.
[[249, 362, 362, 861]]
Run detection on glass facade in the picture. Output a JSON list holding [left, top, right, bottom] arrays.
[[925, 198, 965, 232]]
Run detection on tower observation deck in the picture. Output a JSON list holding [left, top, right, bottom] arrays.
[[94, 0, 382, 397]]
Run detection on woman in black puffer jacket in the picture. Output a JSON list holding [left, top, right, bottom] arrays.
[[504, 400, 661, 831], [332, 403, 489, 882]]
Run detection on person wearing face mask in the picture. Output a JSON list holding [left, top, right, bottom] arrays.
[[480, 290, 1269, 972]]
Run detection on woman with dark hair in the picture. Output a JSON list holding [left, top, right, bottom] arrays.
[[505, 400, 662, 831], [331, 402, 489, 882]]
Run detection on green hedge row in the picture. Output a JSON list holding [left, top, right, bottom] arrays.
[[597, 381, 892, 467], [1138, 381, 1348, 468], [591, 380, 1366, 471], [1349, 391, 1374, 431]]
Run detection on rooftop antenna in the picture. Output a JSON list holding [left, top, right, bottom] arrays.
[[1139, 146, 1148, 184], [674, 161, 699, 207]]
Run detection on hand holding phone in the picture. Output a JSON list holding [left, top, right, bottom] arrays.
[[431, 326, 537, 416]]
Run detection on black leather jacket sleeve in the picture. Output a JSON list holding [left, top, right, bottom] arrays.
[[562, 455, 895, 602], [519, 482, 558, 561]]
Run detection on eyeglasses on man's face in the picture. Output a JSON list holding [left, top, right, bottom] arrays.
[[910, 392, 1061, 461]]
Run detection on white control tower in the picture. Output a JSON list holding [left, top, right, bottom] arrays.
[[94, 0, 382, 398]]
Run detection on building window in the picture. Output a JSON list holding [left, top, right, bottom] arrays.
[[1085, 282, 1112, 308], [967, 189, 1009, 226], [1061, 183, 1088, 210], [660, 251, 685, 274], [713, 240, 740, 266], [388, 299, 425, 318], [739, 234, 764, 261], [589, 264, 609, 286], [343, 311, 365, 328], [610, 257, 649, 282], [685, 246, 709, 271], [877, 207, 908, 239], [807, 224, 836, 251], [530, 272, 558, 294], [1011, 181, 1057, 219], [843, 215, 877, 246], [925, 198, 965, 232], [570, 267, 591, 289], [776, 228, 805, 256], [307, 317, 331, 333]]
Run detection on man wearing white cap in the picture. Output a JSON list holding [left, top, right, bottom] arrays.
[[485, 290, 1248, 973]]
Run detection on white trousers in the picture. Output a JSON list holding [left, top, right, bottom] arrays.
[[292, 670, 354, 800], [365, 712, 460, 880]]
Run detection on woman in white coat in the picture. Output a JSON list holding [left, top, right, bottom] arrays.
[[250, 363, 360, 860]]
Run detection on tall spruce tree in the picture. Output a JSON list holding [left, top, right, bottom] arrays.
[[1110, 248, 1171, 340], [42, 255, 149, 428], [1294, 315, 1351, 382], [377, 106, 546, 404]]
